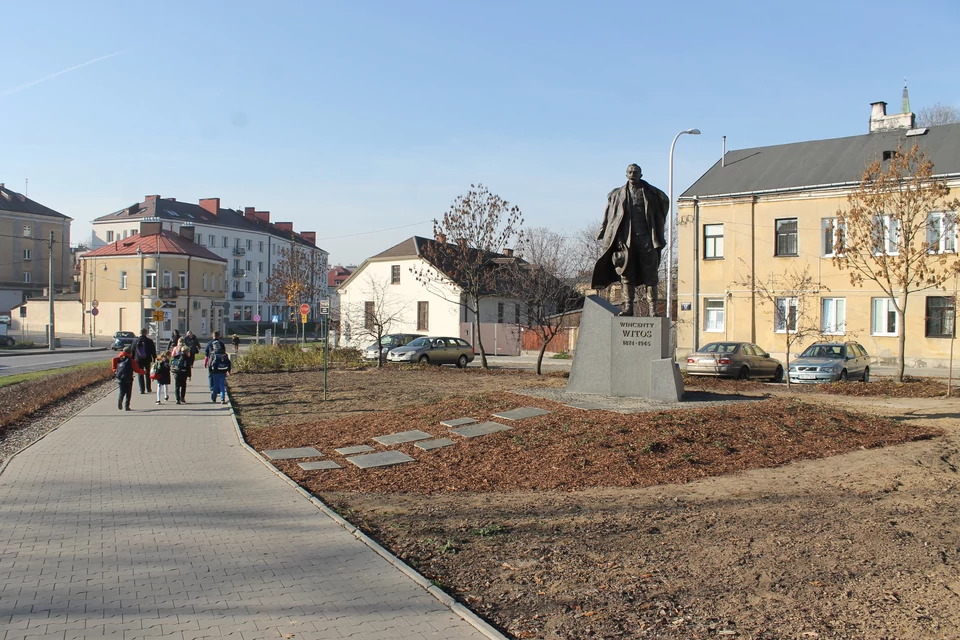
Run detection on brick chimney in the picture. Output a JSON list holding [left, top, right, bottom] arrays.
[[300, 231, 316, 246], [869, 101, 915, 133], [199, 198, 220, 216], [255, 210, 270, 223], [178, 223, 196, 243], [145, 195, 161, 202], [244, 207, 257, 220], [275, 222, 294, 233], [503, 248, 514, 257], [140, 217, 163, 236]]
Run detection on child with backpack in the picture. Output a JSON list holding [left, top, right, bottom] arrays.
[[151, 351, 172, 405], [206, 338, 232, 404], [171, 339, 192, 404], [111, 346, 145, 411]]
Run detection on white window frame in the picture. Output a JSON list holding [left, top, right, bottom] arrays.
[[120, 271, 128, 290], [162, 270, 173, 288], [821, 297, 846, 335], [23, 225, 32, 238], [703, 224, 723, 259], [873, 214, 900, 255], [202, 273, 208, 291], [145, 270, 157, 289], [106, 230, 114, 242], [774, 296, 798, 333], [22, 248, 32, 261], [178, 271, 187, 289], [871, 297, 899, 336], [703, 298, 724, 332], [222, 236, 228, 248], [927, 211, 957, 254], [23, 272, 31, 283], [821, 218, 845, 257]]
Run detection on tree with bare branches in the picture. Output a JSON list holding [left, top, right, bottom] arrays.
[[412, 184, 524, 368], [512, 227, 583, 374], [916, 103, 960, 127], [734, 262, 825, 386], [265, 243, 326, 342], [833, 143, 960, 381], [342, 275, 407, 368]]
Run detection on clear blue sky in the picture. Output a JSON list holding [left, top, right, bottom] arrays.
[[2, 0, 958, 266]]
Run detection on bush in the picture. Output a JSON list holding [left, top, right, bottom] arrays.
[[234, 344, 362, 373]]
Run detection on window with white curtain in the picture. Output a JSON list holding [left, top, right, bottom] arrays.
[[871, 298, 899, 336], [775, 297, 798, 333], [704, 298, 724, 332], [927, 212, 957, 254], [821, 298, 846, 334]]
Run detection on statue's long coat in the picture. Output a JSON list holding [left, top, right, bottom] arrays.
[[591, 179, 670, 289]]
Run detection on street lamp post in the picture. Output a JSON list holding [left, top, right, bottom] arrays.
[[667, 128, 700, 348]]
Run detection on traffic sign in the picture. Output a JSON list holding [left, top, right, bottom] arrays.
[[319, 299, 330, 315], [253, 314, 261, 322], [299, 303, 310, 315], [91, 299, 99, 308], [153, 299, 163, 310], [152, 310, 164, 322], [271, 315, 279, 323], [301, 313, 307, 323], [91, 307, 99, 317]]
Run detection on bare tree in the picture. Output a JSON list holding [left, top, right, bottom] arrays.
[[513, 227, 583, 374], [572, 223, 604, 278], [265, 243, 326, 342], [412, 184, 523, 368], [734, 262, 825, 386], [916, 103, 960, 127], [342, 275, 407, 368], [833, 143, 960, 381]]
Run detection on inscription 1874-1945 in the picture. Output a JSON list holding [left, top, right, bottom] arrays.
[[617, 319, 655, 348]]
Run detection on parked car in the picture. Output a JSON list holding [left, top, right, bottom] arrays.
[[362, 333, 421, 361], [685, 341, 784, 381], [0, 315, 11, 325], [386, 336, 475, 368], [111, 331, 137, 351], [788, 341, 871, 383], [0, 335, 15, 347]]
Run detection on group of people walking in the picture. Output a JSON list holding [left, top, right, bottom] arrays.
[[111, 328, 231, 410]]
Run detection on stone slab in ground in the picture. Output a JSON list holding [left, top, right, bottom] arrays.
[[493, 407, 551, 420], [440, 417, 477, 427], [298, 460, 342, 470], [451, 421, 513, 438], [262, 447, 323, 460], [334, 445, 375, 455], [565, 402, 611, 410], [415, 438, 456, 451], [372, 430, 434, 446], [347, 451, 416, 469]]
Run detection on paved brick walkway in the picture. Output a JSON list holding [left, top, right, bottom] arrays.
[[0, 375, 493, 640]]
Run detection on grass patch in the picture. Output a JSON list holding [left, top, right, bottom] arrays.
[[233, 343, 362, 373]]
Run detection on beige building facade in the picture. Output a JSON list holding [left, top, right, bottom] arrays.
[[677, 102, 960, 368], [79, 220, 227, 341]]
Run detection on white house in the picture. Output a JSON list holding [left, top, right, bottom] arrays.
[[92, 196, 328, 329], [337, 236, 525, 355]]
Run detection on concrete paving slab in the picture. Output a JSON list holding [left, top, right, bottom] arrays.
[[415, 438, 456, 451], [440, 417, 478, 427], [451, 421, 513, 438], [334, 444, 375, 455], [493, 407, 551, 420], [261, 446, 323, 460], [373, 429, 434, 446], [298, 460, 342, 470], [565, 402, 610, 410], [347, 451, 416, 469]]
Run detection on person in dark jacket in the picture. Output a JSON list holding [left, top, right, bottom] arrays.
[[131, 328, 157, 394], [184, 331, 202, 379], [171, 339, 192, 404], [152, 351, 172, 404], [166, 329, 182, 353], [111, 346, 145, 411]]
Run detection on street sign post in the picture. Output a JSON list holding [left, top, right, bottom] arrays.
[[152, 310, 164, 322], [299, 303, 310, 315]]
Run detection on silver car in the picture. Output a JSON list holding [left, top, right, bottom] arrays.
[[362, 333, 420, 361], [685, 341, 784, 381], [788, 341, 871, 383], [386, 336, 475, 368]]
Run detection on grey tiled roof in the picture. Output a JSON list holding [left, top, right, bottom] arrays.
[[94, 198, 323, 251], [0, 185, 71, 219], [681, 122, 960, 199]]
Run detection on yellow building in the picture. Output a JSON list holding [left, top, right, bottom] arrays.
[[79, 219, 227, 341], [676, 101, 959, 368], [0, 183, 72, 316]]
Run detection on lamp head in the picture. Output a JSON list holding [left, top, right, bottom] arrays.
[[687, 129, 701, 135]]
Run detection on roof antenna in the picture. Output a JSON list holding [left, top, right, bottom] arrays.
[[25, 178, 28, 197], [721, 136, 726, 167]]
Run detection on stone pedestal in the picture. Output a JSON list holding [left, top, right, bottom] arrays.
[[568, 295, 683, 401]]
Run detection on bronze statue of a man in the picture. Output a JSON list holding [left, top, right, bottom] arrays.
[[591, 164, 670, 316]]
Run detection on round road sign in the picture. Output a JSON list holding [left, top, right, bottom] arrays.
[[91, 299, 99, 308], [299, 303, 310, 315], [253, 314, 261, 322], [91, 307, 99, 317]]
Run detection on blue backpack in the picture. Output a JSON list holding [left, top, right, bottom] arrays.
[[115, 357, 133, 381]]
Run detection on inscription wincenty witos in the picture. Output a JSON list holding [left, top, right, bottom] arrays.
[[618, 319, 655, 347]]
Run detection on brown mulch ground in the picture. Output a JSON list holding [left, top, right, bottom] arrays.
[[0, 364, 114, 433], [230, 367, 960, 639]]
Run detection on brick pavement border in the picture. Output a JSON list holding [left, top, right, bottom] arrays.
[[224, 398, 509, 640]]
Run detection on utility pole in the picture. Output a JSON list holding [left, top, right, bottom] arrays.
[[48, 231, 55, 351]]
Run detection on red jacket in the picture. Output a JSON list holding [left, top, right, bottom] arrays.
[[111, 353, 145, 376]]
